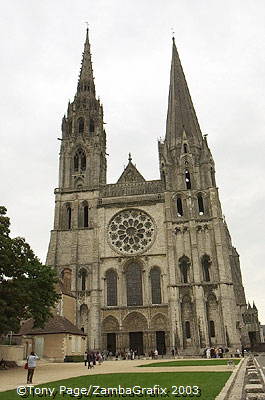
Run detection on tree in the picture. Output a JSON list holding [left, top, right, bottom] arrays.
[[0, 206, 60, 335]]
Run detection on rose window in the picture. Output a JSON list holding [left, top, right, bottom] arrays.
[[107, 209, 156, 255]]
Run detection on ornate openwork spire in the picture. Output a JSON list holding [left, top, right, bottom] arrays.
[[165, 38, 202, 148], [77, 28, 95, 95]]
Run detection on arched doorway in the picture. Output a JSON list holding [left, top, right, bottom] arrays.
[[102, 316, 119, 355], [122, 312, 148, 355], [151, 313, 168, 355]]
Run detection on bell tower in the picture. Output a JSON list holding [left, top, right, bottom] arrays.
[[159, 38, 216, 194], [159, 38, 243, 352], [59, 29, 106, 190]]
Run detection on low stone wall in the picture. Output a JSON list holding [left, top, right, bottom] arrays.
[[0, 345, 24, 362]]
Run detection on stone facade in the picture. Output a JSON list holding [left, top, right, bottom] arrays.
[[46, 30, 260, 355]]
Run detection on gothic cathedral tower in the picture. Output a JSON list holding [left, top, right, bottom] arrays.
[[46, 32, 254, 355]]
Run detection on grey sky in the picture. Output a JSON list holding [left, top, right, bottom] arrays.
[[1, 0, 265, 322]]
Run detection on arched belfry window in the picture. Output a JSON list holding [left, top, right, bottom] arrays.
[[185, 170, 191, 189], [176, 196, 183, 217], [67, 205, 72, 229], [81, 152, 86, 171], [106, 269, 118, 306], [197, 193, 204, 215], [150, 267, 161, 304], [179, 256, 190, 284], [61, 268, 72, 292], [89, 119, 95, 133], [74, 153, 79, 172], [202, 254, 211, 282], [78, 117, 84, 133], [126, 262, 143, 306], [73, 148, 86, 173], [183, 143, 188, 153], [79, 201, 89, 228], [68, 119, 72, 135], [84, 205, 88, 227], [211, 167, 216, 187], [79, 268, 88, 291]]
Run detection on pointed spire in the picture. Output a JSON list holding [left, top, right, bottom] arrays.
[[165, 38, 203, 149], [77, 28, 95, 95], [253, 301, 257, 310]]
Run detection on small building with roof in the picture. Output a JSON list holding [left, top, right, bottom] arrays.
[[15, 315, 86, 362]]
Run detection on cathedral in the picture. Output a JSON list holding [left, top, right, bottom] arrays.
[[46, 30, 261, 355]]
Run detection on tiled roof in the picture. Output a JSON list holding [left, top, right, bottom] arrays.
[[17, 316, 86, 336]]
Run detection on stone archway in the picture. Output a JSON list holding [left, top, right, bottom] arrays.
[[151, 313, 168, 355], [122, 312, 148, 355], [102, 315, 119, 332], [123, 312, 148, 331], [102, 316, 119, 355], [206, 294, 221, 346]]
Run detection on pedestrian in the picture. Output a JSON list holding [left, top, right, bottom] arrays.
[[92, 352, 96, 366], [218, 347, 224, 358], [84, 351, 88, 366], [206, 347, 211, 359], [88, 352, 93, 369], [98, 352, 103, 365], [26, 352, 39, 384]]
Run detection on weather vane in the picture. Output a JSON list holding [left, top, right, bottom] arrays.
[[171, 28, 175, 39]]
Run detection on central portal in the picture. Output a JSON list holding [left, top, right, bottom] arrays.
[[129, 331, 143, 354]]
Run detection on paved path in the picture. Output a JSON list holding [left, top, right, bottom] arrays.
[[0, 358, 235, 393]]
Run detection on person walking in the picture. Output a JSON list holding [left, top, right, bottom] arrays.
[[88, 352, 93, 369], [26, 352, 39, 384], [206, 347, 211, 359], [84, 351, 88, 366]]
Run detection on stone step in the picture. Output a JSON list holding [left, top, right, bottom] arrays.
[[245, 384, 264, 393], [249, 379, 262, 384], [246, 394, 265, 400]]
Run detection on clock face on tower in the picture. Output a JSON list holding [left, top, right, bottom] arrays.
[[107, 209, 156, 255]]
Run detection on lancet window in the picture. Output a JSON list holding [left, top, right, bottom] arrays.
[[197, 193, 204, 215], [73, 148, 86, 172], [89, 119, 95, 133], [106, 269, 118, 306], [78, 117, 84, 133], [179, 256, 190, 284], [79, 268, 88, 291], [202, 254, 211, 282], [185, 170, 191, 189], [176, 196, 184, 217], [150, 267, 161, 304], [126, 263, 143, 306]]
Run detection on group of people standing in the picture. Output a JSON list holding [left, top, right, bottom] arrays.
[[84, 351, 103, 368], [204, 346, 246, 359], [205, 347, 227, 358]]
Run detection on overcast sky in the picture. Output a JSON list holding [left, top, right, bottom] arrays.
[[1, 0, 264, 323]]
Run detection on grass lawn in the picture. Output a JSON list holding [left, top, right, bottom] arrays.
[[0, 371, 231, 400], [139, 359, 240, 367]]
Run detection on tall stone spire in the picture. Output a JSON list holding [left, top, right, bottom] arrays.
[[59, 29, 106, 188], [77, 28, 95, 95], [165, 38, 202, 149]]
